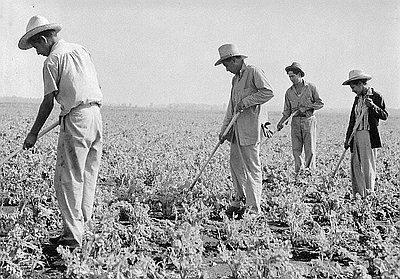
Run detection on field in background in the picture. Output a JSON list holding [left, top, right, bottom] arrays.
[[0, 103, 399, 278]]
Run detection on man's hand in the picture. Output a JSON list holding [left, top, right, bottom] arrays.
[[344, 139, 350, 150], [364, 98, 375, 108], [235, 101, 245, 112], [23, 132, 38, 149], [298, 105, 307, 113], [219, 132, 226, 144], [276, 122, 284, 131]]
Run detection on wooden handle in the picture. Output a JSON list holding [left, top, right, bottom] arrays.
[[330, 108, 367, 179], [188, 112, 241, 191]]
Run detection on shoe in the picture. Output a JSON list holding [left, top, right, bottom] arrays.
[[49, 235, 63, 245], [225, 205, 246, 219], [57, 238, 80, 249], [244, 209, 262, 218]]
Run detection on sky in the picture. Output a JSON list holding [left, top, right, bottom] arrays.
[[1, 0, 399, 109]]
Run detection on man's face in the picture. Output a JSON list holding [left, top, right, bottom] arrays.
[[31, 39, 51, 57], [349, 82, 364, 95], [222, 58, 241, 75], [288, 71, 302, 85]]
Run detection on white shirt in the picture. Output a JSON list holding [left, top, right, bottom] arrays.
[[43, 39, 102, 116]]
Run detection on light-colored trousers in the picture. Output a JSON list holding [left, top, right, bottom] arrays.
[[351, 130, 377, 197], [230, 135, 262, 213], [54, 104, 102, 246], [291, 116, 317, 172]]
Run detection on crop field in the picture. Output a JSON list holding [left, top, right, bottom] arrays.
[[0, 103, 399, 279]]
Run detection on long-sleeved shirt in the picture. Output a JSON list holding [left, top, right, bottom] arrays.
[[354, 89, 372, 131], [282, 80, 324, 118], [346, 88, 388, 152], [221, 62, 274, 145]]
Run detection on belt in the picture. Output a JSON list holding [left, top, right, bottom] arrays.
[[293, 113, 314, 118], [79, 101, 100, 108], [59, 102, 100, 126]]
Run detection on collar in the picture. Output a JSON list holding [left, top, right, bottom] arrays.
[[236, 62, 248, 79], [290, 79, 308, 90], [49, 39, 64, 54]]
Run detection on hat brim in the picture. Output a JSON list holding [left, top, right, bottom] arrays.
[[285, 66, 305, 77], [18, 23, 62, 50], [342, 75, 372, 85], [214, 54, 248, 66]]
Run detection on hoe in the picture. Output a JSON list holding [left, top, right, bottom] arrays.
[[188, 112, 293, 192], [0, 120, 59, 166]]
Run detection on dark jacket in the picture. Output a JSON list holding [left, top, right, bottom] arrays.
[[346, 88, 388, 153]]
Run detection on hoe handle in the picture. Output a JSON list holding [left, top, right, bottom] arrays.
[[261, 113, 294, 146], [188, 112, 241, 191], [331, 148, 347, 179], [0, 120, 59, 166]]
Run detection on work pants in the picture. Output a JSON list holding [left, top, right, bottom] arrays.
[[54, 103, 102, 246], [351, 130, 377, 197], [229, 134, 262, 213], [291, 116, 317, 172]]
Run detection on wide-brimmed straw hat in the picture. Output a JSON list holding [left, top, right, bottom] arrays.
[[342, 70, 372, 85], [285, 62, 305, 77], [214, 44, 248, 66], [18, 15, 62, 50]]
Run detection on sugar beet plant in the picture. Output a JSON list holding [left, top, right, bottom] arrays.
[[0, 104, 399, 278]]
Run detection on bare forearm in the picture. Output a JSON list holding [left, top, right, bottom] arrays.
[[29, 95, 55, 135]]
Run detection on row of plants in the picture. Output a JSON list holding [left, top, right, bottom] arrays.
[[0, 104, 399, 278]]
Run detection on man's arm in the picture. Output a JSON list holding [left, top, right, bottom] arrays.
[[23, 92, 56, 149], [298, 84, 323, 114], [276, 92, 291, 130], [366, 92, 388, 121], [219, 92, 234, 143], [309, 84, 324, 110], [344, 102, 356, 149], [240, 67, 274, 110]]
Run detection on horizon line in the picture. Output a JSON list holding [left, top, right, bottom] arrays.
[[0, 96, 399, 110]]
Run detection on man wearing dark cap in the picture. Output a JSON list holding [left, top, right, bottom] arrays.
[[277, 62, 324, 173], [215, 43, 274, 217], [342, 70, 388, 197]]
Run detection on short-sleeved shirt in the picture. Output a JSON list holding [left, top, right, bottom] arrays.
[[43, 39, 103, 116]]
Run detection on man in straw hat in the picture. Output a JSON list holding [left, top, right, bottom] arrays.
[[215, 43, 274, 217], [19, 15, 103, 248], [342, 70, 388, 197], [277, 62, 324, 173]]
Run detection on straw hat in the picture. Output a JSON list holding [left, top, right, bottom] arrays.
[[214, 44, 248, 66], [285, 62, 305, 77], [18, 15, 62, 50], [342, 70, 372, 85]]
